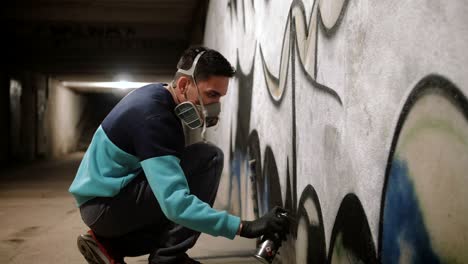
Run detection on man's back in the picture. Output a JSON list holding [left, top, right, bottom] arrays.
[[69, 83, 184, 206]]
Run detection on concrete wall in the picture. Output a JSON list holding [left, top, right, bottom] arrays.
[[0, 73, 10, 163], [44, 78, 86, 158], [5, 72, 44, 162], [0, 72, 87, 163], [204, 0, 468, 263], [18, 73, 39, 161]]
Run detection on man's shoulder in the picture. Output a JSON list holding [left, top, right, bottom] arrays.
[[131, 83, 167, 96], [102, 83, 173, 130], [127, 83, 174, 111]]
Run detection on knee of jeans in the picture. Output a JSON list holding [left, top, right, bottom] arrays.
[[207, 146, 223, 172], [203, 144, 224, 177], [211, 145, 224, 163], [189, 142, 224, 163]]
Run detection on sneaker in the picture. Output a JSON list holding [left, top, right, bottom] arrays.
[[77, 230, 126, 264]]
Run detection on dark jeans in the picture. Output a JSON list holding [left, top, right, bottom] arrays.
[[79, 142, 224, 264]]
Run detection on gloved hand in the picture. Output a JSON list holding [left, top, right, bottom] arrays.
[[239, 206, 290, 240]]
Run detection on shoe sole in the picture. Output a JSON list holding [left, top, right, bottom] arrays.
[[77, 234, 111, 264]]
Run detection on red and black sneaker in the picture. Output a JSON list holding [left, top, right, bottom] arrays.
[[77, 230, 126, 264]]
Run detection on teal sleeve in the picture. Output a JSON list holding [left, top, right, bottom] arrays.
[[140, 155, 241, 239]]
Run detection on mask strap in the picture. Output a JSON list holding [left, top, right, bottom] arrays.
[[195, 82, 207, 141], [176, 50, 208, 141], [176, 51, 206, 77], [200, 118, 207, 142], [176, 50, 206, 110], [174, 50, 206, 103]]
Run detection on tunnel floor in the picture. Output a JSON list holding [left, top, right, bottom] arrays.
[[0, 153, 258, 264]]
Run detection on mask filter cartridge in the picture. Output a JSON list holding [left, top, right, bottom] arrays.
[[174, 101, 203, 129]]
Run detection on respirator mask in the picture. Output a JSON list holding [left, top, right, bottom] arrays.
[[172, 51, 221, 140]]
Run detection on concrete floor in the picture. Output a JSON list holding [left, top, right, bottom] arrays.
[[0, 153, 259, 264]]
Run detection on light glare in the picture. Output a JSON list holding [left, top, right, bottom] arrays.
[[63, 81, 150, 89]]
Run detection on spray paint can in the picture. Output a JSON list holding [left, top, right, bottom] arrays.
[[253, 212, 288, 263]]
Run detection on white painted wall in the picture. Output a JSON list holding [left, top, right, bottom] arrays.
[[204, 0, 468, 262], [44, 78, 86, 158]]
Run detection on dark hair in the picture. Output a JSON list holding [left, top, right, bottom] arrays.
[[175, 47, 236, 83]]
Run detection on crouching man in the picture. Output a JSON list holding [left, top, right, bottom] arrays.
[[69, 47, 290, 264]]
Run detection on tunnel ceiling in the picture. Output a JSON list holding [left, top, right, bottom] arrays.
[[1, 0, 208, 80]]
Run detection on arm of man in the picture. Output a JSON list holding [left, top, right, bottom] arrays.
[[134, 107, 288, 241], [141, 155, 241, 239]]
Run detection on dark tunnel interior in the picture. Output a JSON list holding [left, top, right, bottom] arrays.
[[0, 0, 209, 165], [75, 92, 127, 151]]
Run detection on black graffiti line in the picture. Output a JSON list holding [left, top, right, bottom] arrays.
[[259, 0, 347, 105], [226, 2, 468, 262], [291, 24, 298, 218], [242, 0, 246, 31], [233, 47, 256, 152], [227, 0, 249, 32], [227, 0, 326, 220], [227, 0, 346, 236], [259, 40, 287, 106], [297, 185, 326, 263], [377, 74, 468, 260], [292, 0, 319, 79], [225, 44, 257, 214], [228, 6, 370, 263], [328, 193, 377, 263], [258, 10, 292, 104], [294, 36, 343, 105], [318, 0, 350, 36], [229, 42, 299, 219], [227, 0, 237, 26]]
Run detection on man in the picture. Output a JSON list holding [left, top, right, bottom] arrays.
[[69, 47, 290, 264]]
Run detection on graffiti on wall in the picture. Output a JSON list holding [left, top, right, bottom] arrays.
[[380, 76, 468, 263], [216, 0, 468, 263], [225, 1, 374, 263], [226, 0, 349, 210], [259, 0, 345, 105]]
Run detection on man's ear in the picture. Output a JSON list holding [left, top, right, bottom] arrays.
[[176, 76, 190, 94]]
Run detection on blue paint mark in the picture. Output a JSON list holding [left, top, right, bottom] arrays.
[[228, 150, 243, 212], [382, 159, 441, 263], [229, 150, 272, 217]]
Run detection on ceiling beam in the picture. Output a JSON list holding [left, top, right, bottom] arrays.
[[1, 2, 197, 23], [1, 0, 207, 78]]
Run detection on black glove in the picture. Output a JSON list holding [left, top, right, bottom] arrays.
[[239, 206, 290, 240]]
